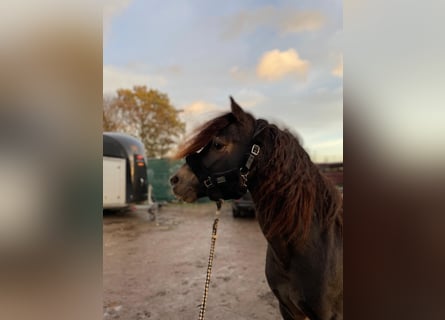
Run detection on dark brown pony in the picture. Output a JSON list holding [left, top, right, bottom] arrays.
[[171, 98, 343, 320]]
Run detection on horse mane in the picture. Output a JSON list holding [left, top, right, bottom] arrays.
[[253, 121, 343, 244], [174, 113, 234, 159]]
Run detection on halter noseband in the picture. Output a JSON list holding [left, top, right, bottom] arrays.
[[185, 120, 266, 200]]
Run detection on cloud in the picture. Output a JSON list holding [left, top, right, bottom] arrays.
[[256, 49, 309, 81], [279, 11, 326, 34], [229, 66, 250, 82], [234, 89, 266, 108], [103, 0, 133, 40], [103, 65, 166, 94], [158, 65, 183, 75], [332, 55, 343, 78], [222, 6, 325, 39], [182, 101, 219, 115], [180, 101, 223, 134], [124, 61, 183, 76]]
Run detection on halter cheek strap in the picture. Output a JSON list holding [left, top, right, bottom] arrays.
[[240, 144, 261, 186]]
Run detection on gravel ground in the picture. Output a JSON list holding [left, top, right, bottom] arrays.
[[103, 202, 281, 320]]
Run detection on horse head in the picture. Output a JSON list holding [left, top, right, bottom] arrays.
[[170, 97, 261, 202]]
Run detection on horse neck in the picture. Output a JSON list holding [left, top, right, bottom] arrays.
[[246, 126, 340, 245]]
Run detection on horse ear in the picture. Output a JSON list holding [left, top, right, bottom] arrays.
[[230, 96, 248, 122]]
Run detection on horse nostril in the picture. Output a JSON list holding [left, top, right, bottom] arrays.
[[170, 175, 179, 185]]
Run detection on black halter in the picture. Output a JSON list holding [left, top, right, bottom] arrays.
[[185, 120, 267, 201]]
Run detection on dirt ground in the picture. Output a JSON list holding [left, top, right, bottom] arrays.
[[103, 202, 281, 320]]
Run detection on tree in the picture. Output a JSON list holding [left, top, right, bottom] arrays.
[[103, 86, 185, 158], [103, 95, 119, 132]]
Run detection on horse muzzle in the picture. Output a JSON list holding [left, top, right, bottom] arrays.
[[170, 163, 206, 202]]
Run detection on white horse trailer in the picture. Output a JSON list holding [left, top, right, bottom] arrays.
[[103, 156, 126, 208]]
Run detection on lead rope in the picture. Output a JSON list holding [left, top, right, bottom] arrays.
[[198, 200, 223, 320]]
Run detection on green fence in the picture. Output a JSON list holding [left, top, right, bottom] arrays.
[[147, 158, 211, 203], [147, 158, 184, 202]]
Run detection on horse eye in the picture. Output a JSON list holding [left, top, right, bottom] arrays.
[[213, 142, 224, 150]]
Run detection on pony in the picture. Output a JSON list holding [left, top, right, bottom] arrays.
[[170, 98, 343, 320]]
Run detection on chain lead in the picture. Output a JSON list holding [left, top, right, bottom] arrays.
[[198, 200, 223, 320]]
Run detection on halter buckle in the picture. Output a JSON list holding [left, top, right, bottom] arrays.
[[204, 177, 213, 188], [251, 144, 260, 156]]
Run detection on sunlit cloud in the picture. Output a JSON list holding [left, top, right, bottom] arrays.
[[256, 49, 309, 81], [180, 101, 223, 134], [222, 6, 325, 39], [332, 55, 343, 78], [182, 101, 219, 115], [103, 65, 166, 95]]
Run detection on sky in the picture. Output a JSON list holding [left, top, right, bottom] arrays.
[[103, 0, 343, 163]]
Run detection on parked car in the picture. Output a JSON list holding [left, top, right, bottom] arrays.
[[232, 191, 255, 218]]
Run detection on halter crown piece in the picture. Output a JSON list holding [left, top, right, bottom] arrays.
[[186, 120, 266, 201]]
